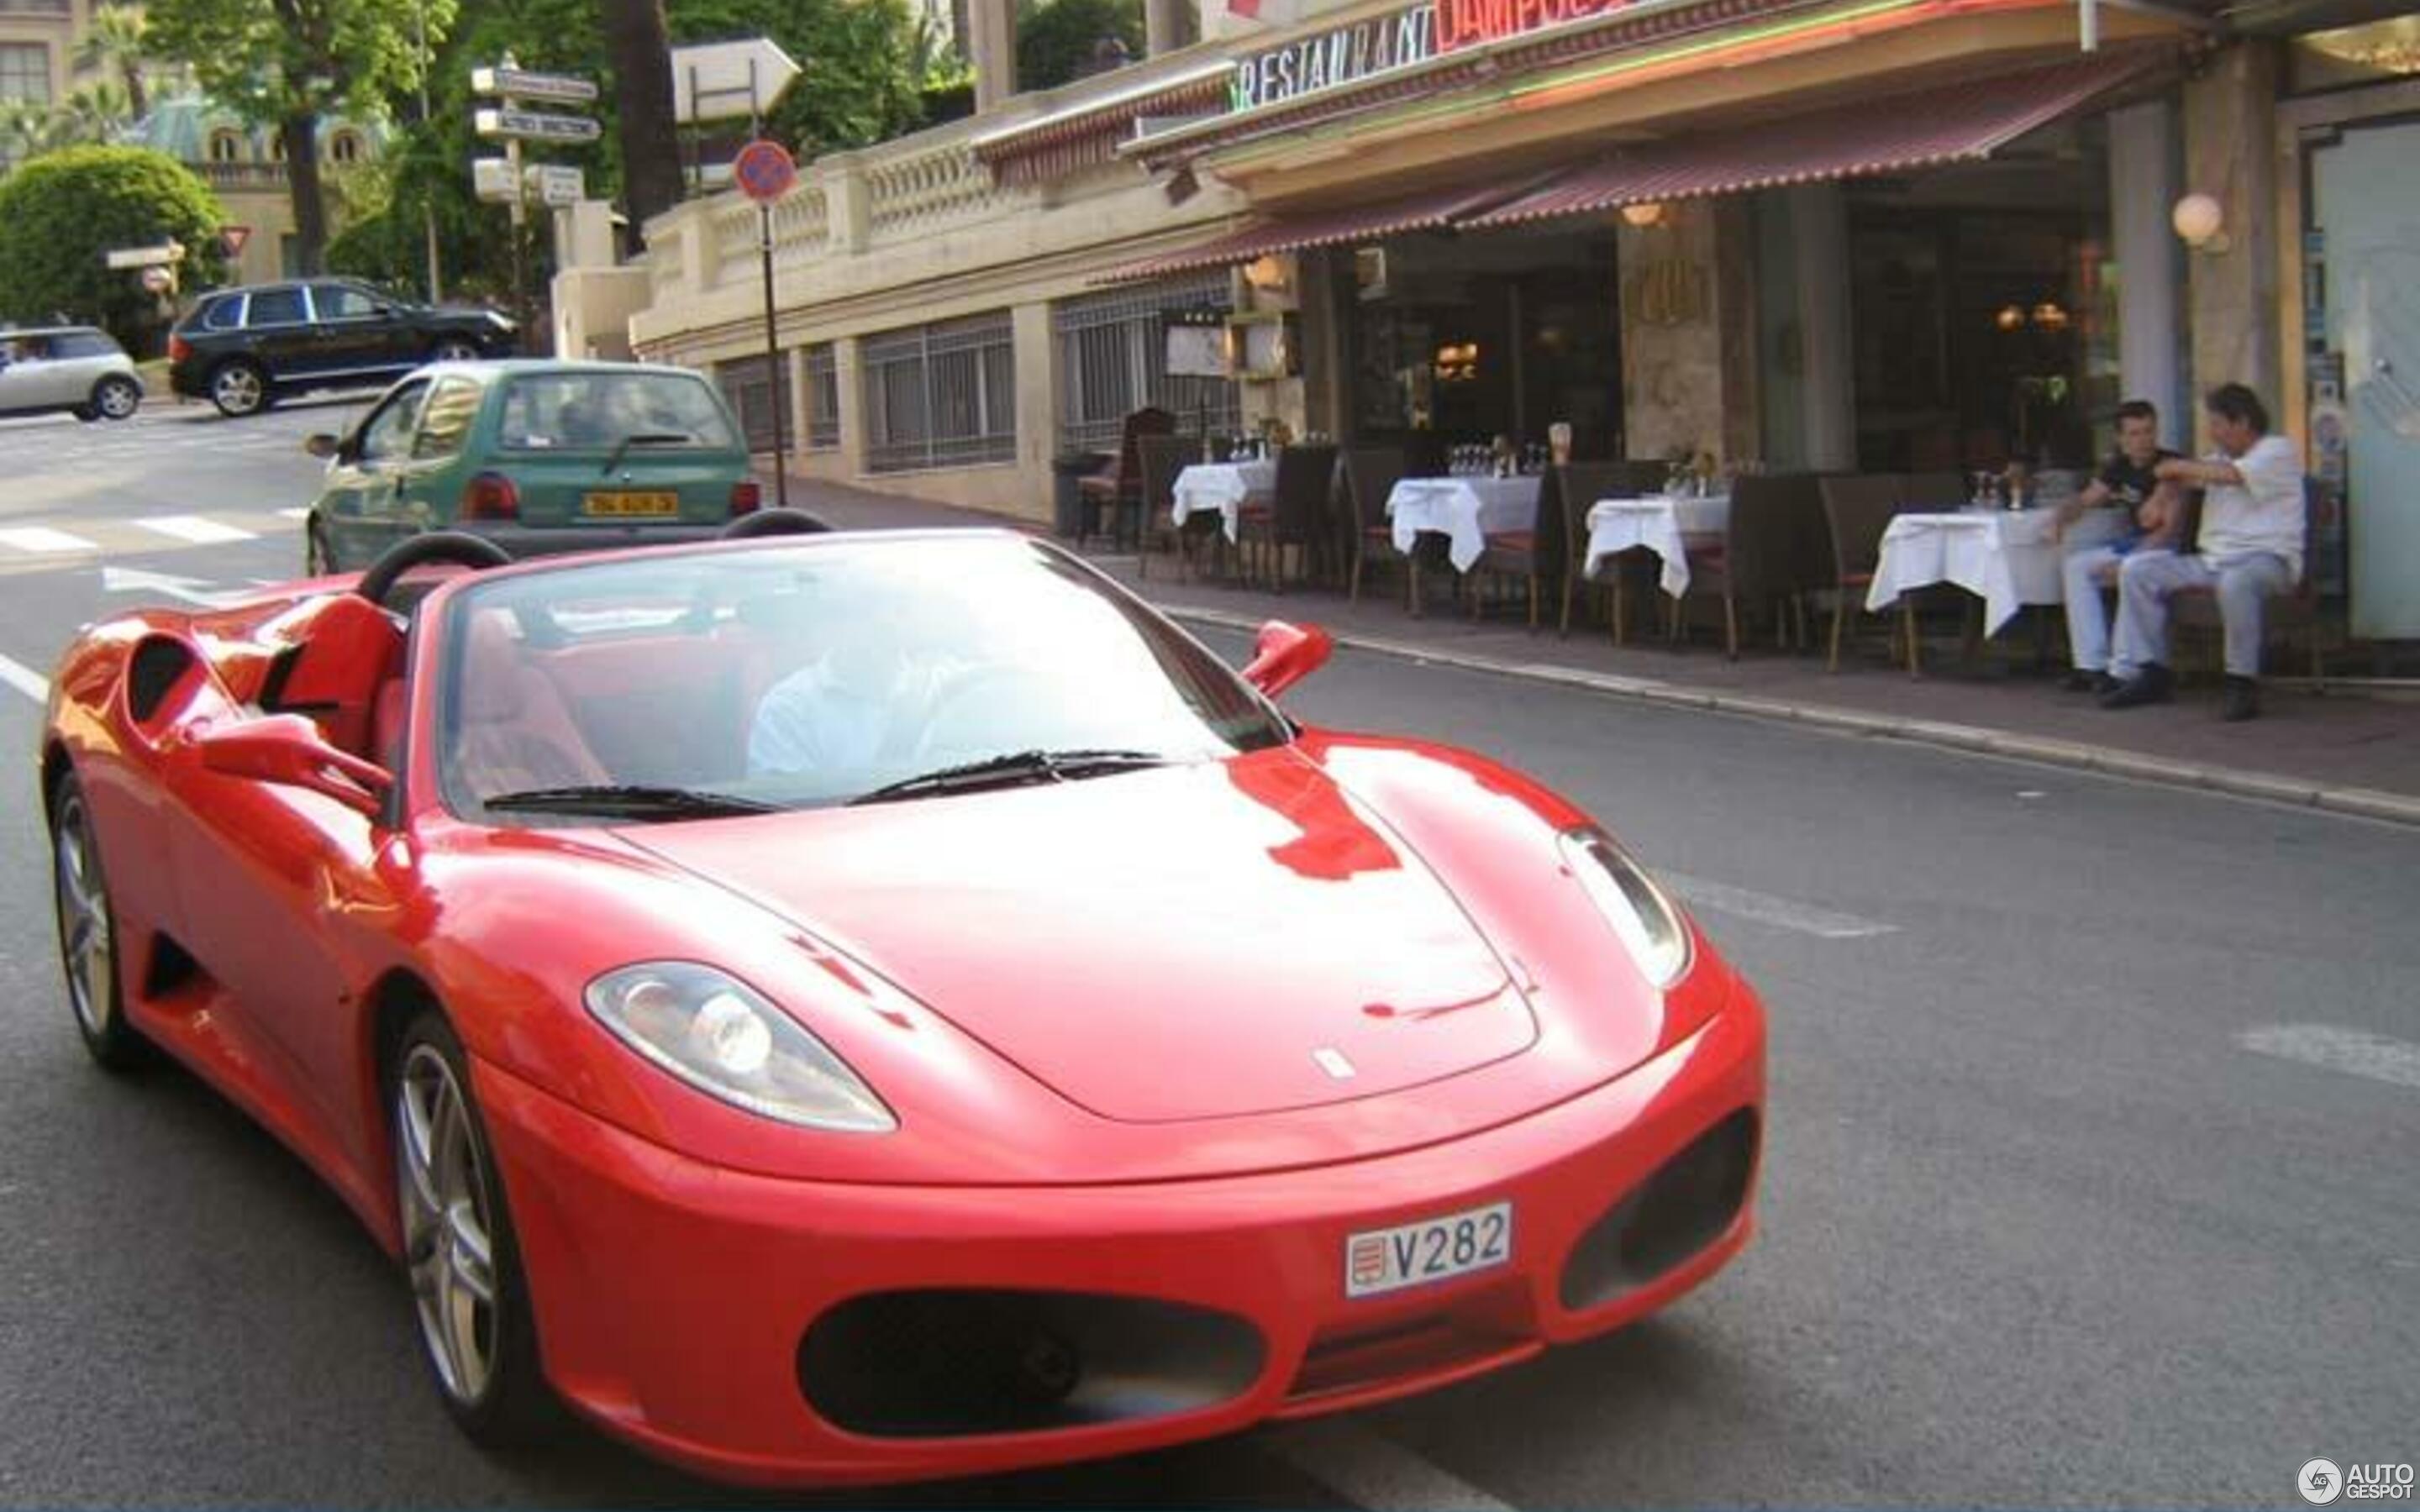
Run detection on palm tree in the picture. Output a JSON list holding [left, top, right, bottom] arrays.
[[0, 100, 59, 165], [73, 3, 152, 122], [59, 81, 134, 144]]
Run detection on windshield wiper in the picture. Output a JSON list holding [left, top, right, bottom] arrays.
[[601, 432, 692, 475], [481, 784, 781, 820], [850, 748, 1168, 806]]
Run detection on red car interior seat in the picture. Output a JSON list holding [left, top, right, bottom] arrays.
[[264, 595, 405, 764], [451, 610, 611, 799]]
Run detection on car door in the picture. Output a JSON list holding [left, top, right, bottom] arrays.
[[239, 284, 315, 379], [0, 340, 36, 415], [318, 379, 431, 569], [390, 375, 488, 528], [8, 336, 80, 407], [308, 281, 409, 381]]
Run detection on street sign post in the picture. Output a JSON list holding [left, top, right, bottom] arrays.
[[473, 107, 602, 144], [103, 243, 182, 270], [734, 137, 798, 512], [470, 65, 600, 104], [527, 164, 585, 207], [470, 55, 601, 346], [669, 38, 802, 123]]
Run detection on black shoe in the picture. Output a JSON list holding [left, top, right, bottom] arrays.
[[2221, 675, 2260, 722], [2061, 669, 2120, 694], [2099, 664, 2174, 710]]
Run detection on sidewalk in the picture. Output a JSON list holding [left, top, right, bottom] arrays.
[[772, 475, 2420, 824]]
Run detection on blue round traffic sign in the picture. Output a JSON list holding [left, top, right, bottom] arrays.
[[733, 139, 797, 204]]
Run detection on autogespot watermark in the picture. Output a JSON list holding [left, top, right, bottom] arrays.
[[2301, 1458, 2417, 1504]]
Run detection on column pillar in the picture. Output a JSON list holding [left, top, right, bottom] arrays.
[[1789, 183, 1856, 472], [1145, 0, 1190, 55], [968, 0, 1018, 112], [834, 335, 871, 478], [2182, 41, 2281, 445], [2110, 99, 2186, 433], [1013, 302, 1059, 525]]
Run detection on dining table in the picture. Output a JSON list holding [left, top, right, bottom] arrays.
[[1583, 493, 1732, 597], [1866, 505, 2128, 635], [1385, 475, 1540, 574], [1169, 459, 1276, 544]]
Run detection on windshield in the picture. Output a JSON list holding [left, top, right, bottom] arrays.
[[497, 370, 739, 452], [434, 536, 1291, 822]]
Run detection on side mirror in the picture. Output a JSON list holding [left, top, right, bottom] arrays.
[[1240, 620, 1332, 700], [198, 713, 391, 818], [304, 432, 341, 460]]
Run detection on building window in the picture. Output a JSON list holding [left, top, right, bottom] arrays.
[[1053, 276, 1239, 455], [329, 130, 362, 165], [0, 43, 50, 108], [805, 344, 839, 450], [208, 130, 244, 164], [862, 312, 1016, 473], [716, 353, 783, 454]]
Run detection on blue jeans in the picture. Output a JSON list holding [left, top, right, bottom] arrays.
[[2062, 543, 2169, 673]]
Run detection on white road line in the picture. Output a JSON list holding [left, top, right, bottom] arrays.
[[1265, 1420, 1518, 1512], [136, 515, 255, 544], [276, 507, 311, 520], [0, 650, 48, 703], [1661, 871, 1896, 940], [0, 526, 100, 554], [2239, 1024, 2420, 1091]]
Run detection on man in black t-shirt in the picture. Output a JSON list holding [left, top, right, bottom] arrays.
[[2058, 399, 2183, 692]]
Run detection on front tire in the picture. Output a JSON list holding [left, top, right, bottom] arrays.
[[305, 518, 335, 576], [429, 337, 481, 364], [391, 1011, 550, 1444], [50, 774, 145, 1071], [208, 360, 268, 418], [92, 374, 142, 421]]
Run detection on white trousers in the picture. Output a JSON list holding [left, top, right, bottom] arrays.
[[2111, 550, 2295, 679], [2061, 544, 2172, 673]]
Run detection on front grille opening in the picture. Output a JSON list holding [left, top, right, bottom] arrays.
[[1286, 1310, 1528, 1405], [798, 1289, 1265, 1439], [1560, 1108, 1759, 1312]]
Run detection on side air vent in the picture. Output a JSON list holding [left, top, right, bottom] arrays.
[[127, 638, 197, 723]]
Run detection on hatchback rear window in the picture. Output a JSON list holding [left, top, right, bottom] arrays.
[[201, 298, 244, 331], [56, 332, 119, 359], [498, 371, 739, 451]]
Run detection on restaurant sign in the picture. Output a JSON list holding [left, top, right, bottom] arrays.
[[1231, 0, 1631, 110]]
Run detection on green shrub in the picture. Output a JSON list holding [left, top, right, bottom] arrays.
[[0, 145, 225, 354]]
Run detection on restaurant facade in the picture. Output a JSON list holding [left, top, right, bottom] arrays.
[[613, 0, 2420, 644]]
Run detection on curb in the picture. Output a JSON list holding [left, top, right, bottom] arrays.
[[1158, 603, 2420, 829]]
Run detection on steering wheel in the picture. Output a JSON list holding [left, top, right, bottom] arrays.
[[722, 507, 834, 539], [354, 530, 514, 608]]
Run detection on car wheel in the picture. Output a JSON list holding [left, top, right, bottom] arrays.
[[208, 361, 269, 418], [429, 338, 481, 364], [305, 519, 335, 576], [70, 405, 97, 423], [50, 774, 146, 1072], [391, 1011, 551, 1444], [92, 375, 142, 421]]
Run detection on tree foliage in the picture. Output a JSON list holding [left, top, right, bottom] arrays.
[[143, 0, 461, 273], [0, 146, 225, 352], [1018, 0, 1143, 93]]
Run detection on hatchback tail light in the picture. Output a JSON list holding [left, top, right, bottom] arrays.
[[168, 333, 191, 364], [461, 472, 520, 522], [730, 480, 762, 516]]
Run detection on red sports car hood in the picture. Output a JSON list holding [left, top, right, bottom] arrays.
[[621, 749, 1538, 1123]]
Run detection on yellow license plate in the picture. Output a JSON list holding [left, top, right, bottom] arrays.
[[583, 491, 681, 518]]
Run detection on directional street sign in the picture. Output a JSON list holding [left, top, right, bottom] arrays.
[[732, 139, 797, 204], [471, 65, 599, 104], [472, 158, 520, 203], [103, 243, 182, 270], [526, 163, 586, 207], [474, 106, 602, 144], [670, 37, 802, 123]]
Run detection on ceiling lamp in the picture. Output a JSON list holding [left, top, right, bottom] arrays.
[[1620, 202, 1666, 228]]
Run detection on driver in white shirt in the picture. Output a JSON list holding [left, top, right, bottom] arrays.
[[2100, 384, 2303, 722]]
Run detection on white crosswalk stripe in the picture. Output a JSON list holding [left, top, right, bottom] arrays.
[[137, 515, 256, 544], [0, 526, 101, 554]]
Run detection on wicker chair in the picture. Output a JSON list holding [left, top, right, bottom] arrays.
[[1074, 407, 1173, 549], [1467, 466, 1566, 630], [1555, 459, 1671, 640], [1344, 447, 1415, 611], [1818, 475, 1915, 671], [2165, 475, 2331, 687], [1676, 472, 1825, 658], [1134, 433, 1202, 581], [1239, 444, 1338, 592]]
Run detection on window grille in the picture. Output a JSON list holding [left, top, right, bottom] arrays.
[[804, 345, 839, 450], [1053, 276, 1239, 455], [863, 312, 1017, 473]]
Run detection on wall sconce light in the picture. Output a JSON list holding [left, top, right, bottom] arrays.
[[2031, 301, 2070, 332], [1242, 254, 1290, 292], [1996, 304, 2027, 332], [1620, 201, 1667, 228], [1165, 164, 1201, 207], [2171, 192, 2229, 253]]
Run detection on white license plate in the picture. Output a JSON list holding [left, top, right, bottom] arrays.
[[1344, 1200, 1512, 1299]]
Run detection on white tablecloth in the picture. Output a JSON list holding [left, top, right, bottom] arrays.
[[1583, 494, 1731, 597], [1386, 476, 1539, 573], [1866, 507, 2128, 635], [1170, 460, 1276, 543]]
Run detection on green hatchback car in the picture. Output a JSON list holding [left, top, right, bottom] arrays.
[[301, 360, 762, 574]]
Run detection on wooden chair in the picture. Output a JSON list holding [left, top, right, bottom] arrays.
[[1240, 444, 1338, 592], [1818, 475, 1914, 671], [1134, 432, 1201, 581], [1467, 466, 1566, 631], [1898, 470, 1969, 511], [1676, 472, 1823, 659], [1344, 447, 1415, 612], [1074, 407, 1173, 549], [1555, 459, 1670, 640], [2166, 475, 2330, 688]]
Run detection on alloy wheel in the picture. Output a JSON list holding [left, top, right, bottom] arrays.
[[96, 377, 140, 420], [52, 791, 116, 1042], [432, 339, 481, 364], [211, 365, 265, 417], [395, 1043, 502, 1407]]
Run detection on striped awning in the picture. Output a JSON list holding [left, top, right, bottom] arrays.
[[1462, 47, 2170, 228], [1096, 179, 1533, 284], [972, 68, 1232, 188]]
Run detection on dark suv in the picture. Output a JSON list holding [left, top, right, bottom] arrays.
[[168, 279, 517, 417]]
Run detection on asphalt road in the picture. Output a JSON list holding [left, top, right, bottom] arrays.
[[0, 400, 2412, 1508]]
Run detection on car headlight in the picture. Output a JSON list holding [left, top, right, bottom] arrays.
[[1557, 827, 1692, 989], [585, 962, 896, 1131]]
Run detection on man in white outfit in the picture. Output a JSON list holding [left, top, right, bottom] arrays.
[[2100, 384, 2303, 722]]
